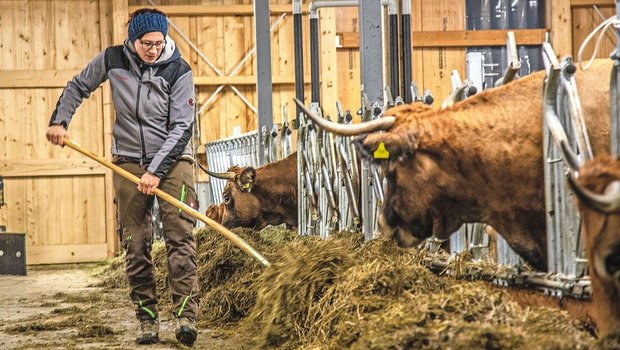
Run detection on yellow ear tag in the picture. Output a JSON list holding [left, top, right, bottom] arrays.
[[373, 142, 390, 159], [242, 183, 250, 189]]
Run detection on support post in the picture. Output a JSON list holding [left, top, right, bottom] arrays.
[[359, 0, 384, 240], [611, 1, 620, 155], [254, 0, 274, 165], [359, 0, 384, 104], [401, 0, 412, 103], [294, 0, 305, 127]]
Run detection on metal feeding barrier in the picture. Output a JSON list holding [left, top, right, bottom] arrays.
[[296, 101, 369, 238], [450, 42, 600, 299], [537, 43, 591, 297]]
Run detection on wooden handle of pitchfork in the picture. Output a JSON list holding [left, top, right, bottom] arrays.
[[62, 137, 271, 268]]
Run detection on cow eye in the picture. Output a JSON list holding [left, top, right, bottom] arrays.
[[223, 194, 231, 204]]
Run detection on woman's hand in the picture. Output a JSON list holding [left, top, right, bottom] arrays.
[[138, 172, 160, 195], [46, 125, 68, 147]]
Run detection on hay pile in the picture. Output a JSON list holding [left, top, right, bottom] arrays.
[[100, 227, 597, 349], [98, 226, 298, 327]]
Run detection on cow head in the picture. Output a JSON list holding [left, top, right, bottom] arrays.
[[202, 153, 298, 230], [295, 99, 466, 248], [203, 165, 263, 229], [568, 155, 620, 339]]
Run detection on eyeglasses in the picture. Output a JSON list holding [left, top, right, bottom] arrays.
[[139, 40, 166, 50]]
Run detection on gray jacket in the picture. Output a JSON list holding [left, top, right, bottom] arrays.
[[49, 37, 195, 179]]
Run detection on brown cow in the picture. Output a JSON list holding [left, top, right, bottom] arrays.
[[204, 152, 298, 230], [568, 155, 620, 340], [295, 58, 612, 271]]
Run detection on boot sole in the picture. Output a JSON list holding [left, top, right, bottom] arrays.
[[175, 327, 197, 346], [136, 336, 159, 345]]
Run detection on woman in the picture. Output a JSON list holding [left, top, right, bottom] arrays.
[[46, 8, 199, 346]]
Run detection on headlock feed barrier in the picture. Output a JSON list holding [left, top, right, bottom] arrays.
[[201, 0, 620, 300]]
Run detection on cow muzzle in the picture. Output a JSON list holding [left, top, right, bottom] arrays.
[[378, 214, 423, 248]]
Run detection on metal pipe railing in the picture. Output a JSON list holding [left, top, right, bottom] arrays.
[[293, 0, 305, 127], [401, 0, 412, 103]]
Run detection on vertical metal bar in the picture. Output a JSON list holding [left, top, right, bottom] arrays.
[[528, 1, 544, 72], [400, 0, 412, 103], [254, 0, 274, 166], [359, 0, 384, 240], [294, 0, 305, 127], [388, 13, 399, 98], [611, 1, 620, 155], [310, 16, 321, 104], [359, 0, 385, 104]]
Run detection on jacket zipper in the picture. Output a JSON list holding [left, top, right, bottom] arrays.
[[147, 67, 152, 101], [136, 64, 147, 166]]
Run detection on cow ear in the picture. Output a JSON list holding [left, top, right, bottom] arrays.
[[354, 131, 418, 161], [237, 167, 256, 192]]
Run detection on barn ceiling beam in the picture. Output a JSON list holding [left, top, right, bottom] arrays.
[[337, 29, 548, 49], [127, 4, 297, 16]]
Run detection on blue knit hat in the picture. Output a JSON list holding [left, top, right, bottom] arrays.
[[128, 12, 168, 42]]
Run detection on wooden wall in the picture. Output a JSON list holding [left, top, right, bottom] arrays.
[[0, 0, 123, 264], [0, 0, 616, 264]]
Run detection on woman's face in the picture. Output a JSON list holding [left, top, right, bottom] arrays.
[[134, 31, 165, 64]]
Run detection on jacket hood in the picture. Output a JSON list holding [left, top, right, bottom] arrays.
[[124, 35, 180, 67]]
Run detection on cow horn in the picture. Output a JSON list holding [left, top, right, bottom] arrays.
[[560, 139, 584, 172], [568, 176, 620, 213], [293, 98, 395, 136], [197, 162, 236, 180]]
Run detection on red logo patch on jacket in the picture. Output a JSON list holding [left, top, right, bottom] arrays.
[[188, 98, 195, 107]]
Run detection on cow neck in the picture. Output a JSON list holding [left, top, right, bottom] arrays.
[[413, 72, 545, 165], [253, 153, 297, 198]]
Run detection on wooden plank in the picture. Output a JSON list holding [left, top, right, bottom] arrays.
[[571, 0, 614, 7], [195, 75, 304, 85], [572, 6, 616, 59], [2, 159, 106, 178], [104, 0, 125, 258], [242, 1, 255, 137], [28, 177, 60, 246], [0, 69, 80, 88], [420, 0, 466, 106], [0, 178, 27, 234], [275, 4, 296, 143], [14, 1, 30, 70], [0, 70, 312, 88], [337, 29, 548, 49], [335, 6, 360, 114], [0, 2, 16, 70], [548, 0, 573, 58], [320, 8, 338, 120], [412, 0, 424, 102], [127, 4, 295, 16], [223, 0, 249, 136], [27, 243, 108, 265], [112, 0, 128, 45], [197, 0, 223, 143], [31, 1, 52, 70]]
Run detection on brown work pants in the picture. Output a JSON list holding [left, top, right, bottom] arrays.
[[113, 159, 199, 321]]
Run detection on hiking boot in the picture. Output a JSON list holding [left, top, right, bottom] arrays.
[[175, 317, 197, 346], [136, 318, 159, 344]]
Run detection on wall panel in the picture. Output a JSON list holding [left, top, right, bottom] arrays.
[[0, 0, 112, 264]]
